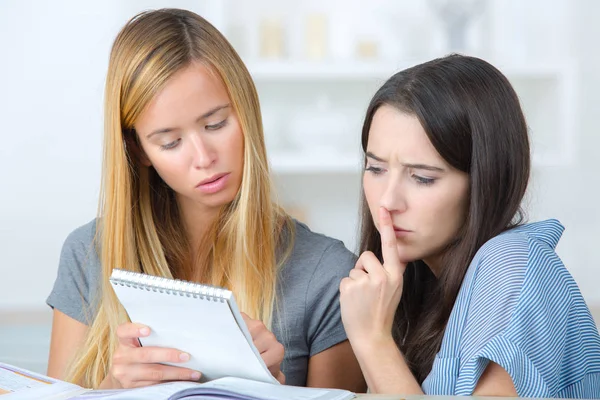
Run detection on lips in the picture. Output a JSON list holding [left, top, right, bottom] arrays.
[[393, 225, 411, 233], [197, 173, 228, 187], [195, 173, 231, 195]]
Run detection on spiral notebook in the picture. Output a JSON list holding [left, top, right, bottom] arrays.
[[109, 269, 278, 385]]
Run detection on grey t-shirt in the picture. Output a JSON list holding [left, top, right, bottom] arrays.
[[46, 219, 357, 386]]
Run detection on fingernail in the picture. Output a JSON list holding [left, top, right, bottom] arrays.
[[191, 371, 201, 380], [179, 352, 190, 361], [139, 327, 150, 336]]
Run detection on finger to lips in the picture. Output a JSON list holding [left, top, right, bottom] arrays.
[[378, 206, 405, 276]]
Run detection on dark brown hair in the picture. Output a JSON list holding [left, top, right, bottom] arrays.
[[359, 54, 530, 383]]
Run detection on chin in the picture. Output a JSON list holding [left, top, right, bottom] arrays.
[[214, 189, 239, 207], [395, 246, 416, 264]]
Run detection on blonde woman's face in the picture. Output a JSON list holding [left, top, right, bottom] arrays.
[[363, 106, 469, 273], [134, 62, 244, 216]]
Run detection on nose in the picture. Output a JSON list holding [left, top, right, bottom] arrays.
[[190, 134, 215, 169], [379, 174, 407, 214]]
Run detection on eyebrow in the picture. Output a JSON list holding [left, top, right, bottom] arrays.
[[365, 151, 445, 172], [146, 104, 230, 139]]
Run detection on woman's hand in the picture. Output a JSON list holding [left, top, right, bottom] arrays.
[[340, 207, 407, 347], [241, 313, 286, 384], [102, 322, 202, 389]]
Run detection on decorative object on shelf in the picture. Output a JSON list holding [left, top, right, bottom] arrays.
[[259, 17, 286, 59], [427, 0, 486, 53], [288, 94, 354, 154], [305, 13, 328, 60], [355, 39, 379, 60]]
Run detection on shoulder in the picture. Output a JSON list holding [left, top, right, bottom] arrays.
[[468, 219, 566, 290], [57, 218, 102, 281], [277, 220, 356, 291], [444, 220, 600, 397], [48, 219, 102, 324], [285, 219, 357, 273], [62, 218, 98, 253], [449, 220, 570, 345]]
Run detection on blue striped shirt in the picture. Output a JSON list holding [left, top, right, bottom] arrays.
[[422, 220, 600, 397]]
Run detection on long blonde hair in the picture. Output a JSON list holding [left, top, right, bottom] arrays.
[[66, 8, 294, 388]]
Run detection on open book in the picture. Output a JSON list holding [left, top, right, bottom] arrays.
[[109, 269, 274, 384], [0, 362, 355, 400]]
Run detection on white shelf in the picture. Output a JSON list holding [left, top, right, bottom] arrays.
[[246, 60, 574, 82], [268, 150, 572, 174], [247, 61, 399, 81], [269, 151, 362, 174], [258, 57, 577, 173]]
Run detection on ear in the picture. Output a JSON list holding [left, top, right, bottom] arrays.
[[124, 129, 152, 167]]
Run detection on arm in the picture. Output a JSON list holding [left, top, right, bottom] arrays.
[[47, 309, 88, 380], [306, 340, 366, 392], [46, 221, 97, 381], [340, 209, 520, 395], [351, 336, 422, 394], [473, 362, 518, 396], [340, 207, 419, 394], [353, 338, 517, 396]]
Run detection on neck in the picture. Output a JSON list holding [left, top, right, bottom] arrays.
[[176, 195, 220, 257]]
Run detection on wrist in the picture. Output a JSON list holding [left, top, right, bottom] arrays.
[[351, 332, 398, 360]]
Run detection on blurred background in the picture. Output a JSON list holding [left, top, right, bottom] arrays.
[[1, 0, 598, 374]]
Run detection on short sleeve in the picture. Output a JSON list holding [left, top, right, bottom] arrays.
[[305, 241, 356, 356], [46, 220, 101, 325], [450, 233, 600, 397]]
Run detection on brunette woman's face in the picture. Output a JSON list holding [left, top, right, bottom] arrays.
[[363, 105, 470, 272]]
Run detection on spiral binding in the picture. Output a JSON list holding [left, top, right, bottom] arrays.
[[110, 269, 229, 302]]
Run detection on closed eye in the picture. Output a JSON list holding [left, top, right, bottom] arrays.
[[206, 119, 228, 131], [413, 174, 435, 186], [365, 165, 384, 175], [160, 138, 181, 151]]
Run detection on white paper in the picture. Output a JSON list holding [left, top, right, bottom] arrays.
[[110, 274, 276, 384]]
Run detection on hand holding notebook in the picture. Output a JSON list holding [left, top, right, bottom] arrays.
[[109, 269, 278, 385]]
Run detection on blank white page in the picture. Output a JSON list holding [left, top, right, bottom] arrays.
[[110, 277, 276, 384]]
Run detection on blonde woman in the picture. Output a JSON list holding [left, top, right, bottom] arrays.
[[46, 8, 365, 391]]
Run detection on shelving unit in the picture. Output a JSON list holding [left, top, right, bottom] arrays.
[[205, 0, 578, 175], [250, 59, 578, 173], [247, 60, 574, 82], [269, 151, 363, 174]]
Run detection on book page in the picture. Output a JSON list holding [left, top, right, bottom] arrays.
[[70, 381, 201, 399], [172, 377, 355, 400], [0, 363, 86, 399], [70, 378, 354, 400], [0, 364, 52, 394]]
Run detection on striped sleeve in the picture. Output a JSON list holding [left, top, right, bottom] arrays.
[[453, 232, 600, 397]]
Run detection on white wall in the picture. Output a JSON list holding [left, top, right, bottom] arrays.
[[1, 0, 599, 315], [0, 0, 221, 311]]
